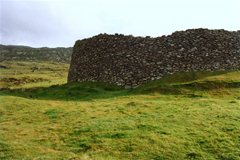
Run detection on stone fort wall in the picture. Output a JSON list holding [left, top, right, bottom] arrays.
[[68, 28, 240, 88]]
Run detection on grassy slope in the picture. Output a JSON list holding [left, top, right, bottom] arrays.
[[0, 61, 240, 160]]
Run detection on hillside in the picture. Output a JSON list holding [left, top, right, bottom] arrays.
[[0, 45, 72, 63], [0, 60, 240, 159]]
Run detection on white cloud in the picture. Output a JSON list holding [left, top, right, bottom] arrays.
[[0, 0, 239, 47]]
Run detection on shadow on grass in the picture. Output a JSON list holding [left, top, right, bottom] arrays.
[[0, 82, 129, 101], [1, 70, 239, 101], [0, 79, 240, 101]]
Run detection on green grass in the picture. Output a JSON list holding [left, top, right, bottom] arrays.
[[0, 60, 68, 89], [0, 60, 240, 159]]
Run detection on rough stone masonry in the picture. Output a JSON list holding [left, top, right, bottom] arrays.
[[68, 28, 240, 88]]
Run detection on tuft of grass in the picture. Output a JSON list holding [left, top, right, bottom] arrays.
[[0, 140, 14, 160], [44, 109, 58, 119]]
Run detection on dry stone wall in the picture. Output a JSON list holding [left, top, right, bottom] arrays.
[[68, 28, 240, 88]]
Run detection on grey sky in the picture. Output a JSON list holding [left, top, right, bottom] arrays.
[[0, 0, 239, 47]]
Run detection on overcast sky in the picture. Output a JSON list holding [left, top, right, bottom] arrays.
[[0, 0, 239, 47]]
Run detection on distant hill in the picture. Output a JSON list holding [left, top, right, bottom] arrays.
[[0, 44, 72, 63]]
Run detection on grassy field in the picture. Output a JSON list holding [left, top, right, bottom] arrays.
[[0, 61, 240, 160]]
